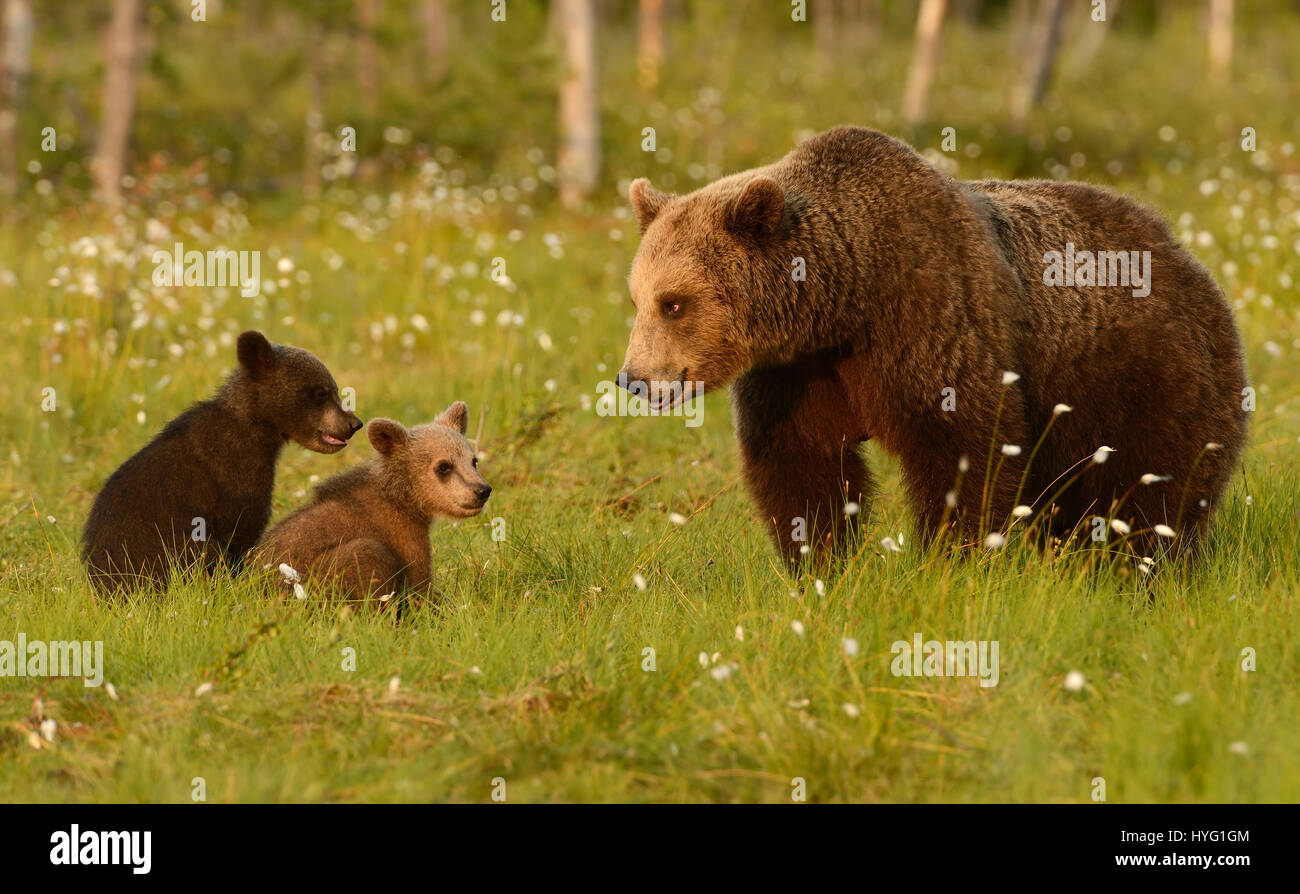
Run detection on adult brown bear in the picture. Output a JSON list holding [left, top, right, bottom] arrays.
[[618, 126, 1248, 561]]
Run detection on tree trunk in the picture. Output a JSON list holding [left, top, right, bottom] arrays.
[[93, 0, 142, 208], [556, 0, 600, 209], [814, 0, 837, 77], [1010, 0, 1066, 128], [1, 0, 34, 199], [357, 0, 379, 116], [1208, 0, 1232, 84], [422, 0, 448, 82], [305, 19, 325, 199], [902, 0, 946, 125], [637, 0, 662, 91]]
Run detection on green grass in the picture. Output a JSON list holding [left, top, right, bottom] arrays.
[[1, 7, 1299, 802]]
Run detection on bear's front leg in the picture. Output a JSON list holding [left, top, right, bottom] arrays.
[[731, 362, 874, 562]]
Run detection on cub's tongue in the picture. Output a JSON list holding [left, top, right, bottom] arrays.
[[323, 433, 345, 446]]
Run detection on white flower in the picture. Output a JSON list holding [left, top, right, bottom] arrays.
[[104, 682, 119, 701], [278, 563, 300, 583], [40, 718, 57, 743], [1001, 444, 1022, 456], [791, 620, 806, 637], [710, 664, 734, 681], [698, 651, 709, 668], [632, 573, 647, 592], [1063, 671, 1086, 692], [1204, 442, 1223, 451], [387, 676, 400, 695], [1053, 403, 1073, 415], [1001, 370, 1021, 386], [1154, 524, 1176, 539], [881, 536, 902, 553], [842, 637, 859, 657], [1012, 505, 1033, 518], [843, 501, 860, 516], [195, 682, 214, 697], [1173, 691, 1193, 705], [798, 544, 811, 555], [668, 512, 687, 526], [1092, 446, 1116, 464], [734, 625, 744, 642], [1140, 473, 1170, 484], [293, 582, 306, 600], [842, 703, 861, 718], [985, 532, 1007, 549], [1227, 741, 1249, 756], [1110, 518, 1131, 536], [814, 579, 825, 597], [958, 455, 970, 473]]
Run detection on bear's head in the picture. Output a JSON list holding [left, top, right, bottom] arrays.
[[367, 402, 492, 521], [236, 330, 363, 453], [619, 175, 790, 405]]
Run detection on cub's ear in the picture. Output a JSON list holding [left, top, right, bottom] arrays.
[[630, 178, 672, 234], [236, 330, 277, 379], [434, 401, 469, 435], [725, 176, 785, 237], [367, 418, 411, 456]]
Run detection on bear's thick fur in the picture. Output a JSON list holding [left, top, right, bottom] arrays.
[[620, 126, 1248, 561], [81, 331, 363, 593], [256, 402, 491, 601]]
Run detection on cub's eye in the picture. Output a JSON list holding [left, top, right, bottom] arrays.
[[661, 299, 683, 318], [312, 387, 329, 402], [471, 456, 479, 468], [436, 462, 453, 477]]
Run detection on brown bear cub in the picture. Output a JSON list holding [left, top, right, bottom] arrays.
[[81, 331, 363, 593], [256, 402, 491, 601], [620, 126, 1248, 561]]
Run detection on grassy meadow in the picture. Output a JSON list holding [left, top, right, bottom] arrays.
[[1, 3, 1298, 803]]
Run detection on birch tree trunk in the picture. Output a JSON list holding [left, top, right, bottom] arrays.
[[1, 0, 34, 199], [1208, 0, 1232, 84], [637, 0, 662, 91], [422, 0, 448, 82], [93, 0, 143, 208], [357, 0, 379, 115], [902, 0, 946, 125], [1010, 0, 1066, 128], [556, 0, 599, 209]]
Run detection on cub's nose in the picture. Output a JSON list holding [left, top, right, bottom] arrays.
[[475, 484, 493, 503], [348, 415, 363, 434]]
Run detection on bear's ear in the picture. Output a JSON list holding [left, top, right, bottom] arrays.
[[367, 418, 410, 456], [630, 178, 672, 234], [434, 400, 470, 434], [236, 330, 277, 379], [724, 177, 785, 237]]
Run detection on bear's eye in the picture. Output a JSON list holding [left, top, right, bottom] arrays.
[[660, 298, 683, 318], [471, 456, 478, 468], [312, 386, 329, 402], [436, 462, 453, 477]]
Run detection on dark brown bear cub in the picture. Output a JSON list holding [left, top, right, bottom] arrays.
[[81, 331, 362, 593], [256, 402, 491, 601], [619, 126, 1248, 561]]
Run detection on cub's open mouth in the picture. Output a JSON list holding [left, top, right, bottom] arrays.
[[321, 432, 347, 446]]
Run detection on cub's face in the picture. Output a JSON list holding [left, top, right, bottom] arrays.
[[368, 402, 492, 521], [620, 176, 787, 406], [237, 331, 363, 453]]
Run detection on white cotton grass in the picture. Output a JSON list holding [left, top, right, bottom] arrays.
[[791, 620, 806, 638], [1093, 446, 1116, 464], [1052, 403, 1073, 416], [293, 582, 306, 599], [632, 573, 647, 592], [667, 512, 687, 526], [1012, 505, 1033, 518], [1227, 741, 1249, 757], [278, 563, 299, 583], [734, 625, 744, 642], [1001, 444, 1022, 456], [1063, 670, 1086, 692], [195, 682, 214, 697], [1140, 473, 1171, 484], [1110, 518, 1131, 536], [985, 532, 1007, 549], [843, 501, 860, 516], [880, 536, 902, 553], [842, 637, 859, 657], [1001, 370, 1021, 386], [1154, 524, 1177, 539], [814, 579, 826, 597]]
